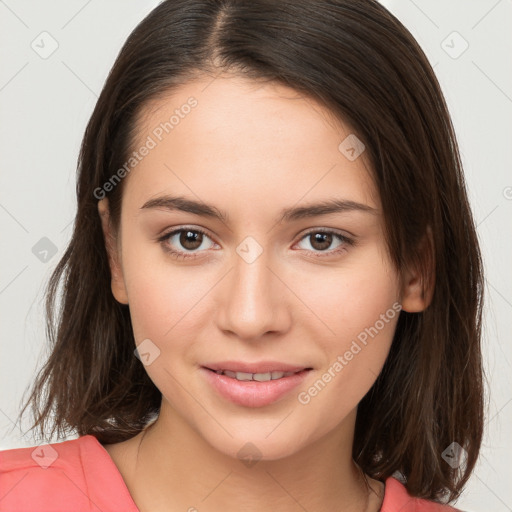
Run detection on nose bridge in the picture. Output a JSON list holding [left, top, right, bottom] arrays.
[[219, 235, 288, 338]]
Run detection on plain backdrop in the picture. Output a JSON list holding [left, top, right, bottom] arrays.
[[0, 1, 510, 510]]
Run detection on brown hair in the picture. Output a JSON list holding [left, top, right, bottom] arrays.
[[16, 0, 485, 504]]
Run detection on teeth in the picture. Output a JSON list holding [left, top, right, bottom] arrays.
[[236, 371, 253, 381], [218, 370, 297, 381], [253, 372, 272, 381]]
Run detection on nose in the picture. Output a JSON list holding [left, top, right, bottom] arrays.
[[216, 243, 292, 342]]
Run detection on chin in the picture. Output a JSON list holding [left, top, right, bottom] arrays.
[[200, 421, 320, 465]]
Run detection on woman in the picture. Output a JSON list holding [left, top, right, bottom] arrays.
[[1, 1, 483, 510]]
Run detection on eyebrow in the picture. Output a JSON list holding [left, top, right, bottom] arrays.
[[140, 195, 378, 223]]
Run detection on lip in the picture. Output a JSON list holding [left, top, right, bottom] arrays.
[[201, 364, 312, 408], [203, 360, 309, 373]]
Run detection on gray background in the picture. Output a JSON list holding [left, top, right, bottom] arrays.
[[0, 1, 510, 510]]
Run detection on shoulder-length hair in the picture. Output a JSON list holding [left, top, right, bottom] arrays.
[[17, 0, 485, 503]]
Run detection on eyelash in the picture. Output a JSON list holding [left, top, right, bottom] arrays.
[[157, 226, 355, 261]]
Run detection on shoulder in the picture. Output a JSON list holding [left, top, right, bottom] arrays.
[[0, 434, 139, 512], [381, 476, 465, 511]]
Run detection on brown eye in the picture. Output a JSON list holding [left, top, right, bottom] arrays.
[[296, 229, 354, 258], [309, 232, 333, 251], [178, 230, 203, 250], [158, 227, 215, 259]]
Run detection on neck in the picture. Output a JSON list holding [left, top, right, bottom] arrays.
[[113, 404, 384, 512]]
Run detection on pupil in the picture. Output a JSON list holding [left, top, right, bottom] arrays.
[[312, 233, 331, 250], [181, 230, 202, 250]]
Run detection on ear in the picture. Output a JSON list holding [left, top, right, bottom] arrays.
[[98, 198, 129, 305], [400, 227, 435, 313]]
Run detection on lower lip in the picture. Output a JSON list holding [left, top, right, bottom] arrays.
[[201, 367, 311, 408]]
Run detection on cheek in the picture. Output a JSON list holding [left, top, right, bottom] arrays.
[[294, 316, 397, 446], [119, 225, 209, 340], [299, 242, 400, 346], [125, 263, 208, 343], [294, 249, 400, 409], [294, 285, 400, 442]]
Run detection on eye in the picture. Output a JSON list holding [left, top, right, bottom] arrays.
[[157, 227, 216, 260], [295, 229, 354, 257], [157, 227, 354, 261]]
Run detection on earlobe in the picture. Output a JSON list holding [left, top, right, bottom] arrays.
[[97, 199, 129, 305], [400, 228, 435, 313], [400, 268, 430, 313]]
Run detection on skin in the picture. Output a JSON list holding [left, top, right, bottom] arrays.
[[98, 74, 429, 512]]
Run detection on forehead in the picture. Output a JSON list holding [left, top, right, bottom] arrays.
[[124, 75, 379, 214]]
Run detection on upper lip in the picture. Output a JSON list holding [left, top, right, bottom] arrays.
[[203, 361, 311, 373]]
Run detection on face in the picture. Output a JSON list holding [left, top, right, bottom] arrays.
[[100, 74, 423, 461]]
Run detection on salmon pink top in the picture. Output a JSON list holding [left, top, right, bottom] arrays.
[[0, 434, 462, 511]]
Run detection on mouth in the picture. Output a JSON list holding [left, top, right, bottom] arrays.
[[202, 360, 313, 380], [204, 367, 311, 382], [200, 362, 313, 407]]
